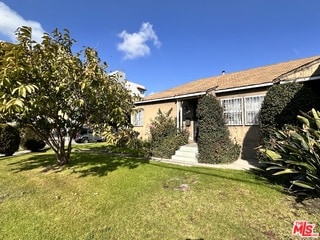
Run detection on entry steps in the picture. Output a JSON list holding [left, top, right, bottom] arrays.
[[171, 143, 198, 164]]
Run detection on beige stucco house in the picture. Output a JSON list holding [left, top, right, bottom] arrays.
[[133, 55, 320, 159]]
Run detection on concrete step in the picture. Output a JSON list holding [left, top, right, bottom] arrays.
[[173, 150, 198, 158], [172, 154, 198, 163], [171, 144, 199, 163], [178, 145, 199, 153]]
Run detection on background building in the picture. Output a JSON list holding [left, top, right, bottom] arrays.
[[109, 70, 146, 98]]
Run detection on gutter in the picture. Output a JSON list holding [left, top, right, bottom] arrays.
[[277, 76, 320, 84], [135, 82, 277, 104], [214, 82, 273, 94], [135, 91, 207, 104]]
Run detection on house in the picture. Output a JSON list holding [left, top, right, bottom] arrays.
[[109, 70, 147, 98], [133, 55, 320, 159]]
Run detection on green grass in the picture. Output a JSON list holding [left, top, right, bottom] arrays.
[[0, 143, 319, 239]]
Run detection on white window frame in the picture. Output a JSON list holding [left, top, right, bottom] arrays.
[[221, 97, 243, 125], [132, 109, 144, 127], [244, 95, 265, 125]]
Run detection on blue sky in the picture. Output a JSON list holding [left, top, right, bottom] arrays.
[[1, 1, 320, 95]]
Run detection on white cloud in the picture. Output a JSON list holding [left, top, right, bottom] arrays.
[[117, 22, 161, 60], [293, 48, 300, 55], [0, 2, 45, 42]]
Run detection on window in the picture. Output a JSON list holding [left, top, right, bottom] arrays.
[[221, 98, 243, 125], [132, 109, 144, 127], [244, 96, 265, 125]]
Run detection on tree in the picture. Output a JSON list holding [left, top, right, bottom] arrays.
[[0, 26, 134, 165]]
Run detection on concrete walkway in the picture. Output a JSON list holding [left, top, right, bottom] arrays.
[[5, 146, 258, 170], [152, 143, 258, 170], [152, 157, 257, 170]]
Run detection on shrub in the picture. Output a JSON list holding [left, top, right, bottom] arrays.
[[127, 138, 151, 158], [114, 128, 151, 158], [101, 126, 151, 157], [196, 94, 240, 164], [259, 109, 320, 198], [149, 109, 188, 159], [259, 82, 320, 144], [20, 127, 46, 152], [0, 124, 20, 156], [105, 127, 139, 147], [24, 139, 46, 152]]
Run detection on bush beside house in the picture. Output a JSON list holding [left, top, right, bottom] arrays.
[[196, 94, 240, 164], [149, 109, 188, 159], [259, 82, 320, 163], [0, 124, 20, 156], [20, 127, 46, 152], [259, 82, 320, 146], [258, 81, 320, 198]]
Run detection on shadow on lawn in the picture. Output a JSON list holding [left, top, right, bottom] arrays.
[[8, 152, 57, 172], [150, 161, 279, 189], [69, 152, 149, 177], [8, 150, 149, 177]]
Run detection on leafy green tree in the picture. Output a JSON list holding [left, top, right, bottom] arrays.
[[0, 26, 134, 165]]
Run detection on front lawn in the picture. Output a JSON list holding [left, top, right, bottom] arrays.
[[0, 143, 319, 239]]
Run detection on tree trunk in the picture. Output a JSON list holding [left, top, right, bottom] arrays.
[[52, 136, 72, 166], [30, 126, 74, 166], [55, 151, 69, 165]]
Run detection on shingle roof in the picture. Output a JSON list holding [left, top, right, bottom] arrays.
[[142, 55, 320, 102]]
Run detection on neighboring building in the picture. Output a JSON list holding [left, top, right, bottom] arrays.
[[133, 55, 320, 159], [109, 70, 147, 98]]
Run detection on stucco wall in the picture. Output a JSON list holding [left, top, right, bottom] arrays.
[[216, 88, 268, 159], [134, 101, 176, 139], [228, 125, 260, 160]]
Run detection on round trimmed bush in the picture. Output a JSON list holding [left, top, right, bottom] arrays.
[[0, 124, 20, 156], [23, 139, 46, 152], [20, 127, 46, 152], [196, 94, 240, 164]]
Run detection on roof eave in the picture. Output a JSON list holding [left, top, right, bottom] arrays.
[[278, 75, 320, 84], [273, 58, 320, 83], [215, 82, 273, 94], [135, 82, 273, 104], [135, 91, 207, 104]]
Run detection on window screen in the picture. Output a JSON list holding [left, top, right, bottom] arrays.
[[132, 109, 144, 126], [221, 98, 243, 125], [244, 96, 265, 125]]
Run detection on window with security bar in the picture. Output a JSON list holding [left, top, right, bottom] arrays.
[[221, 98, 243, 125], [244, 95, 265, 125], [132, 109, 144, 126]]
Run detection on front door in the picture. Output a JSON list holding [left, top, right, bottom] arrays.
[[182, 99, 198, 143]]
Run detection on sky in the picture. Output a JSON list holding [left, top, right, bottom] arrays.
[[1, 1, 320, 95]]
